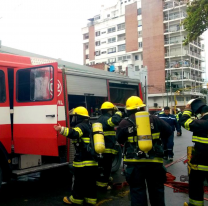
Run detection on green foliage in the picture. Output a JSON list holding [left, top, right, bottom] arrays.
[[182, 0, 208, 45]]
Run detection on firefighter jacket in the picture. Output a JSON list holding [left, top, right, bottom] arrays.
[[97, 112, 122, 155], [61, 121, 98, 168], [159, 113, 181, 132], [181, 110, 208, 169], [116, 114, 172, 164], [176, 112, 182, 123]]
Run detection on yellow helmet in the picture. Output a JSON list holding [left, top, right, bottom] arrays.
[[126, 96, 146, 110], [101, 102, 115, 110], [69, 106, 90, 117]]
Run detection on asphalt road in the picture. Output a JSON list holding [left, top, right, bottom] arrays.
[[0, 128, 207, 206]]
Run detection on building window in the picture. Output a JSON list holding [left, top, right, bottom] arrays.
[[141, 53, 143, 60], [107, 14, 110, 18], [94, 15, 100, 21], [108, 27, 116, 33], [108, 47, 116, 54], [139, 42, 143, 48], [118, 34, 125, 41], [86, 54, 89, 59], [138, 31, 142, 37], [141, 65, 144, 68], [135, 66, 140, 71], [108, 37, 116, 43], [118, 55, 131, 61], [117, 23, 125, 31], [17, 66, 54, 102], [0, 71, 6, 103], [118, 44, 126, 52], [135, 55, 139, 60], [108, 58, 116, 63], [138, 8, 142, 15], [138, 20, 142, 27], [83, 33, 89, 40], [101, 31, 106, 34], [85, 44, 89, 49], [101, 51, 107, 54], [95, 41, 100, 46], [95, 51, 100, 56], [95, 31, 100, 36]]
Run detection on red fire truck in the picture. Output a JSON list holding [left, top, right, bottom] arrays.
[[0, 53, 143, 187]]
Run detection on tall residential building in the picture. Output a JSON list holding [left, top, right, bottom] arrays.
[[81, 0, 205, 111]]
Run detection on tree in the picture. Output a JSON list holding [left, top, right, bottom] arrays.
[[182, 0, 208, 45]]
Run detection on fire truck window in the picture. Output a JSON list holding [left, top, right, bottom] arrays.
[[0, 71, 6, 103], [17, 66, 54, 102]]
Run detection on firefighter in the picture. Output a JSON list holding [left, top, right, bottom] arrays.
[[54, 106, 97, 205], [96, 101, 122, 190], [176, 108, 182, 136], [117, 96, 172, 206], [159, 106, 181, 161], [181, 104, 208, 206]]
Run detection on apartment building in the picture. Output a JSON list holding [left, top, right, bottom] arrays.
[[82, 0, 205, 111]]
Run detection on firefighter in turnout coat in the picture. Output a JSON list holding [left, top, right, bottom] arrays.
[[182, 104, 208, 206], [117, 96, 172, 206], [96, 102, 122, 190], [54, 106, 97, 205]]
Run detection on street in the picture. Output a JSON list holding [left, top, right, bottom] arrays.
[[0, 128, 207, 206]]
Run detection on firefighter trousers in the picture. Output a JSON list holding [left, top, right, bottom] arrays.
[[97, 153, 114, 190], [125, 163, 166, 206], [162, 132, 174, 158], [188, 169, 208, 206], [71, 165, 97, 205]]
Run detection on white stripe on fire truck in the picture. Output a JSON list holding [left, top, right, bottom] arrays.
[[14, 105, 57, 124], [0, 107, 11, 125], [58, 106, 66, 121]]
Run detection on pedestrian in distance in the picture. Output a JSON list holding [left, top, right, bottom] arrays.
[[96, 102, 122, 190], [181, 100, 208, 206], [54, 106, 98, 205], [158, 106, 181, 161], [117, 96, 172, 206]]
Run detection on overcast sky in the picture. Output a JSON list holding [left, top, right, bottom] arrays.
[[0, 0, 207, 76]]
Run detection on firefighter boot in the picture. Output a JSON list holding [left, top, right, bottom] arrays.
[[63, 197, 73, 205]]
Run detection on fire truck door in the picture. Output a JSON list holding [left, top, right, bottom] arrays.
[[13, 63, 59, 156], [0, 68, 12, 153]]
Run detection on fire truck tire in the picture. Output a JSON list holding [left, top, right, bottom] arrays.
[[111, 143, 122, 173]]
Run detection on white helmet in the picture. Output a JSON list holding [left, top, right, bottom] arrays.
[[176, 108, 181, 112]]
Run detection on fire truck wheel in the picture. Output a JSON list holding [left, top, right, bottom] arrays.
[[111, 144, 122, 173]]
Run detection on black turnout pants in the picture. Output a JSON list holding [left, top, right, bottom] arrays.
[[125, 163, 166, 206], [71, 166, 97, 205], [97, 153, 114, 189]]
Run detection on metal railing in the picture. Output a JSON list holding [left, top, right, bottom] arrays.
[[163, 1, 188, 10], [164, 13, 187, 21], [164, 26, 184, 33], [164, 39, 182, 45]]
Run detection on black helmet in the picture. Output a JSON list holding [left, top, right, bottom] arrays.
[[188, 98, 206, 114]]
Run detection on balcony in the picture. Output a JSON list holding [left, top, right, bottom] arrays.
[[164, 39, 182, 45], [163, 1, 188, 10], [164, 26, 184, 34], [165, 75, 204, 82], [164, 13, 187, 21], [165, 50, 204, 60]]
